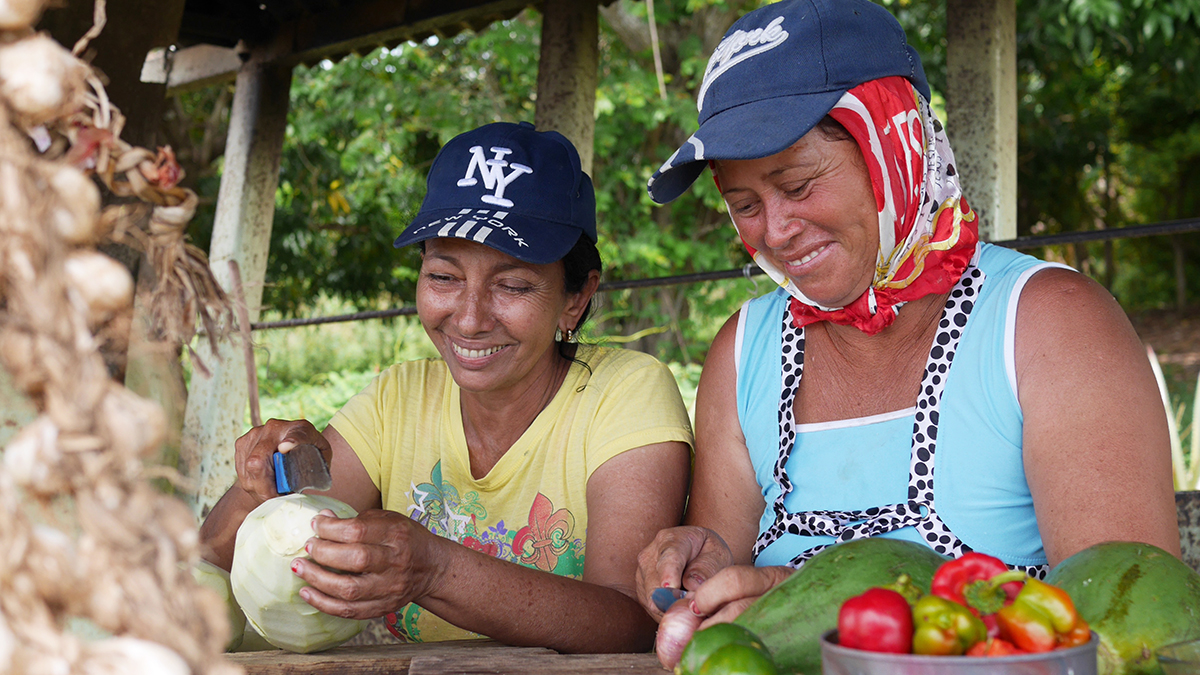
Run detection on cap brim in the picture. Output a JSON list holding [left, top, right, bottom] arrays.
[[394, 207, 583, 266], [647, 89, 846, 204]]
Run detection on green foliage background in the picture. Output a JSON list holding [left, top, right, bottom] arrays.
[[167, 0, 1200, 436]]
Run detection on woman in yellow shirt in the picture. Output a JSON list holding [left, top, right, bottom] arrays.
[[200, 122, 694, 653]]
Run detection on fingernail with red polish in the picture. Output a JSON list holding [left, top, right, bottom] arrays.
[[311, 517, 317, 532], [689, 601, 701, 615], [305, 541, 312, 554], [291, 559, 302, 574]]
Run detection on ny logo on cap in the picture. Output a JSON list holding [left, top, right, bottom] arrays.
[[457, 145, 533, 208]]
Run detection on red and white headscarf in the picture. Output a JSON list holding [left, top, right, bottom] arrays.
[[734, 76, 979, 336]]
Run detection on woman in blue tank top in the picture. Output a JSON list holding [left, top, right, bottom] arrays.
[[634, 0, 1181, 668]]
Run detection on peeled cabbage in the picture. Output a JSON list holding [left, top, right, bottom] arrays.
[[191, 560, 246, 651], [230, 494, 364, 653]]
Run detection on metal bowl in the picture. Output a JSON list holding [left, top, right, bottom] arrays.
[[820, 630, 1098, 675], [1158, 638, 1200, 675]]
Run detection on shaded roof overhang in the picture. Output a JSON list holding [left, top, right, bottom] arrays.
[[178, 0, 538, 67]]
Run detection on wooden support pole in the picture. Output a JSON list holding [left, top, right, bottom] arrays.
[[946, 0, 1018, 242], [534, 0, 599, 175], [181, 49, 293, 518]]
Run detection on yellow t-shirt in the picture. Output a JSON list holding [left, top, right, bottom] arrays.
[[328, 344, 694, 643]]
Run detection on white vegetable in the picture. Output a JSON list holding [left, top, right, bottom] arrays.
[[98, 384, 166, 460], [655, 600, 704, 670], [46, 164, 101, 244], [3, 415, 65, 495], [0, 609, 14, 675], [192, 560, 246, 651], [28, 525, 78, 606], [80, 637, 189, 675], [62, 251, 133, 327], [0, 34, 86, 125], [230, 494, 364, 653], [0, 0, 46, 30]]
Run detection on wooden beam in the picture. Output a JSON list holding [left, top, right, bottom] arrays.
[[180, 48, 293, 518], [534, 0, 599, 175], [289, 0, 532, 64], [142, 0, 536, 96], [946, 0, 1018, 242], [142, 44, 245, 95]]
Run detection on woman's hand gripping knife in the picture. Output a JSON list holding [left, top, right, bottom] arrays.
[[641, 312, 794, 670], [641, 525, 792, 670], [200, 419, 340, 571]]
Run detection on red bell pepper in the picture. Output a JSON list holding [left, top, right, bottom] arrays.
[[838, 587, 913, 654], [911, 594, 988, 656], [930, 552, 1023, 637]]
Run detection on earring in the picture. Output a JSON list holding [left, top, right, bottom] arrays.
[[555, 328, 564, 342], [565, 328, 577, 343]]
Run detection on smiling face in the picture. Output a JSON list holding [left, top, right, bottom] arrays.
[[416, 237, 591, 397], [714, 129, 880, 309]]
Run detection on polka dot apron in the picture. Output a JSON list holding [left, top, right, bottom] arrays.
[[751, 265, 1049, 579]]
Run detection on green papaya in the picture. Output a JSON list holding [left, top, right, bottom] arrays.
[[1045, 541, 1200, 675], [734, 538, 948, 675]]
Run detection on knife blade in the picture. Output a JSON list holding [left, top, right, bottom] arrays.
[[273, 444, 332, 494], [651, 587, 690, 613]]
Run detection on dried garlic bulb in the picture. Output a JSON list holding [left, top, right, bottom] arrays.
[[0, 0, 46, 31], [44, 164, 101, 244], [98, 383, 167, 460], [0, 609, 14, 675], [80, 637, 190, 675], [62, 251, 134, 327], [0, 34, 87, 126], [2, 415, 65, 495]]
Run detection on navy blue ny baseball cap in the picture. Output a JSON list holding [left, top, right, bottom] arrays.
[[647, 0, 930, 204], [394, 121, 597, 265]]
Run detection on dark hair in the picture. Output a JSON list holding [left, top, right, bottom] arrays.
[[813, 116, 853, 143], [557, 234, 602, 363]]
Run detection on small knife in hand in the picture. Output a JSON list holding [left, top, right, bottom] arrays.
[[273, 443, 332, 495]]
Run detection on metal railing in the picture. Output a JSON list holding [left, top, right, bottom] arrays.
[[250, 216, 1200, 331]]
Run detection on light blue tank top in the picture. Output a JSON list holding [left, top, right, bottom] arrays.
[[737, 244, 1066, 569]]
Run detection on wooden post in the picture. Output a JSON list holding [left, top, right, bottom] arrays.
[[946, 0, 1018, 242], [534, 0, 599, 175], [181, 48, 293, 518]]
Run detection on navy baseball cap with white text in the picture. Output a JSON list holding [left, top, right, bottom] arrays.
[[394, 121, 597, 265], [647, 0, 930, 204]]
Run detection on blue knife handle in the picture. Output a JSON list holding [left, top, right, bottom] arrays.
[[273, 452, 292, 495], [651, 587, 689, 612]]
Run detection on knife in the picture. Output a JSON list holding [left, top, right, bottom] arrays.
[[273, 443, 332, 495], [651, 587, 690, 613]]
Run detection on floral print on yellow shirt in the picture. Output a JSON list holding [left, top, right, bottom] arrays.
[[386, 461, 584, 642]]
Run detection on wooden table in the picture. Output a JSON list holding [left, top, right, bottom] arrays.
[[227, 640, 667, 674]]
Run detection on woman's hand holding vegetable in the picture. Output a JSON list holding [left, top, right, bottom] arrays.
[[653, 564, 793, 670], [292, 508, 445, 620]]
